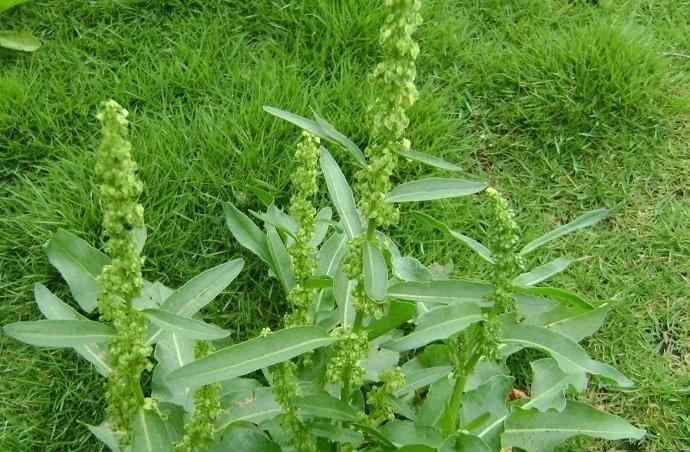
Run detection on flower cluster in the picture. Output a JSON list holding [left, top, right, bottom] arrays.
[[357, 0, 423, 227], [368, 368, 406, 424], [95, 100, 151, 436], [342, 235, 378, 317], [176, 342, 222, 452], [483, 188, 524, 356], [286, 132, 320, 327], [326, 327, 370, 388], [272, 362, 317, 452]]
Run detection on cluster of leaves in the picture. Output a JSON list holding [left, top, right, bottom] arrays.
[[0, 0, 40, 52], [3, 1, 646, 451]]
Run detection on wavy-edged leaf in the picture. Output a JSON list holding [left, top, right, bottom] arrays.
[[502, 401, 645, 452], [520, 209, 609, 256], [386, 178, 486, 203], [320, 148, 362, 238], [362, 346, 400, 382], [131, 408, 173, 452], [388, 280, 493, 306], [395, 366, 453, 397], [383, 304, 483, 352], [392, 256, 433, 282], [44, 229, 109, 313], [397, 148, 463, 172], [295, 393, 359, 421], [313, 111, 366, 167], [367, 300, 416, 340], [418, 377, 453, 427], [0, 31, 40, 52], [363, 241, 387, 301], [414, 212, 494, 264], [527, 358, 588, 412], [513, 257, 572, 287], [151, 332, 195, 409], [33, 283, 111, 376], [216, 388, 281, 431], [466, 375, 513, 449], [381, 420, 444, 449], [224, 202, 272, 264], [266, 225, 295, 291], [441, 433, 492, 452], [167, 326, 336, 388], [4, 320, 115, 348], [143, 309, 229, 340], [499, 322, 633, 387], [317, 232, 348, 276], [334, 270, 356, 328], [86, 422, 123, 451], [307, 419, 365, 445], [209, 423, 281, 452]]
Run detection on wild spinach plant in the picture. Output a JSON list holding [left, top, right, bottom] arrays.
[[0, 0, 40, 52], [3, 0, 647, 451]]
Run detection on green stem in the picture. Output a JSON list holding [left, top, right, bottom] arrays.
[[441, 335, 483, 435]]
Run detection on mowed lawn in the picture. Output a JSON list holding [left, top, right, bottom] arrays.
[[1, 1, 688, 450]]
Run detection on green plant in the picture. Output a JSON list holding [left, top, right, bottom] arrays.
[[0, 0, 40, 52]]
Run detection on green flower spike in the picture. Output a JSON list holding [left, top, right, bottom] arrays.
[[369, 368, 406, 424], [272, 361, 318, 452], [95, 100, 151, 438]]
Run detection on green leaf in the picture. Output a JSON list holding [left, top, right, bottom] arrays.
[[395, 366, 453, 397], [320, 148, 363, 238], [251, 205, 298, 240], [210, 423, 281, 452], [0, 30, 40, 51], [266, 225, 296, 291], [0, 0, 30, 13], [381, 420, 444, 449], [362, 346, 400, 382], [466, 375, 513, 449], [501, 401, 645, 452], [388, 280, 494, 306], [3, 320, 115, 348], [306, 419, 364, 444], [499, 322, 633, 387], [334, 270, 356, 328], [383, 304, 484, 352], [224, 202, 272, 264], [86, 422, 123, 451], [386, 178, 486, 203], [263, 105, 325, 137], [33, 284, 111, 376], [515, 286, 594, 310], [413, 212, 494, 264], [520, 209, 609, 256], [131, 408, 173, 452], [303, 275, 333, 290], [44, 229, 109, 313], [151, 332, 195, 409], [440, 433, 492, 452], [513, 257, 572, 287], [392, 256, 433, 282], [466, 359, 510, 392], [295, 393, 360, 421], [527, 358, 588, 412], [363, 241, 388, 301], [367, 299, 416, 340], [311, 207, 333, 247], [418, 377, 453, 427], [397, 148, 463, 172], [216, 388, 281, 431], [167, 326, 337, 388], [313, 111, 367, 167], [549, 305, 610, 342], [142, 309, 229, 340], [317, 232, 348, 276]]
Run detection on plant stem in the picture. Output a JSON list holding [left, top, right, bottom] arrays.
[[441, 333, 483, 435]]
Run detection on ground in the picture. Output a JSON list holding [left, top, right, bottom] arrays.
[[0, 0, 688, 450]]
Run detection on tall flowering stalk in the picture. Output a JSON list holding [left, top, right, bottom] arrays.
[[95, 100, 151, 437]]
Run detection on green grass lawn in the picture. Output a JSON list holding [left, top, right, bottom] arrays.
[[1, 0, 689, 450]]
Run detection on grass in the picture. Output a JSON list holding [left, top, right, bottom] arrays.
[[1, 0, 688, 450]]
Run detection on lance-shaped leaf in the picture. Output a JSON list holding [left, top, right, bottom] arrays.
[[501, 401, 645, 452], [513, 257, 572, 287], [142, 309, 229, 340], [418, 377, 453, 427], [317, 232, 348, 276], [383, 304, 484, 352], [527, 358, 588, 412], [363, 241, 387, 301], [499, 322, 633, 387], [520, 209, 609, 256], [334, 270, 356, 328], [3, 320, 115, 348], [397, 148, 463, 172], [413, 212, 494, 264], [395, 366, 453, 397], [320, 148, 362, 238], [466, 376, 514, 450], [167, 326, 336, 388], [45, 229, 109, 313], [311, 207, 333, 247], [362, 347, 400, 382], [224, 202, 272, 265], [440, 433, 492, 452], [266, 225, 296, 291], [386, 178, 486, 203], [306, 420, 365, 444], [216, 388, 281, 431], [33, 283, 111, 376], [392, 256, 433, 282], [151, 332, 195, 409], [313, 111, 366, 166], [0, 31, 40, 52], [295, 393, 360, 421], [388, 280, 493, 306], [367, 300, 416, 340], [86, 422, 123, 452], [209, 423, 281, 452], [131, 407, 173, 452], [381, 420, 444, 449], [251, 204, 298, 239]]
